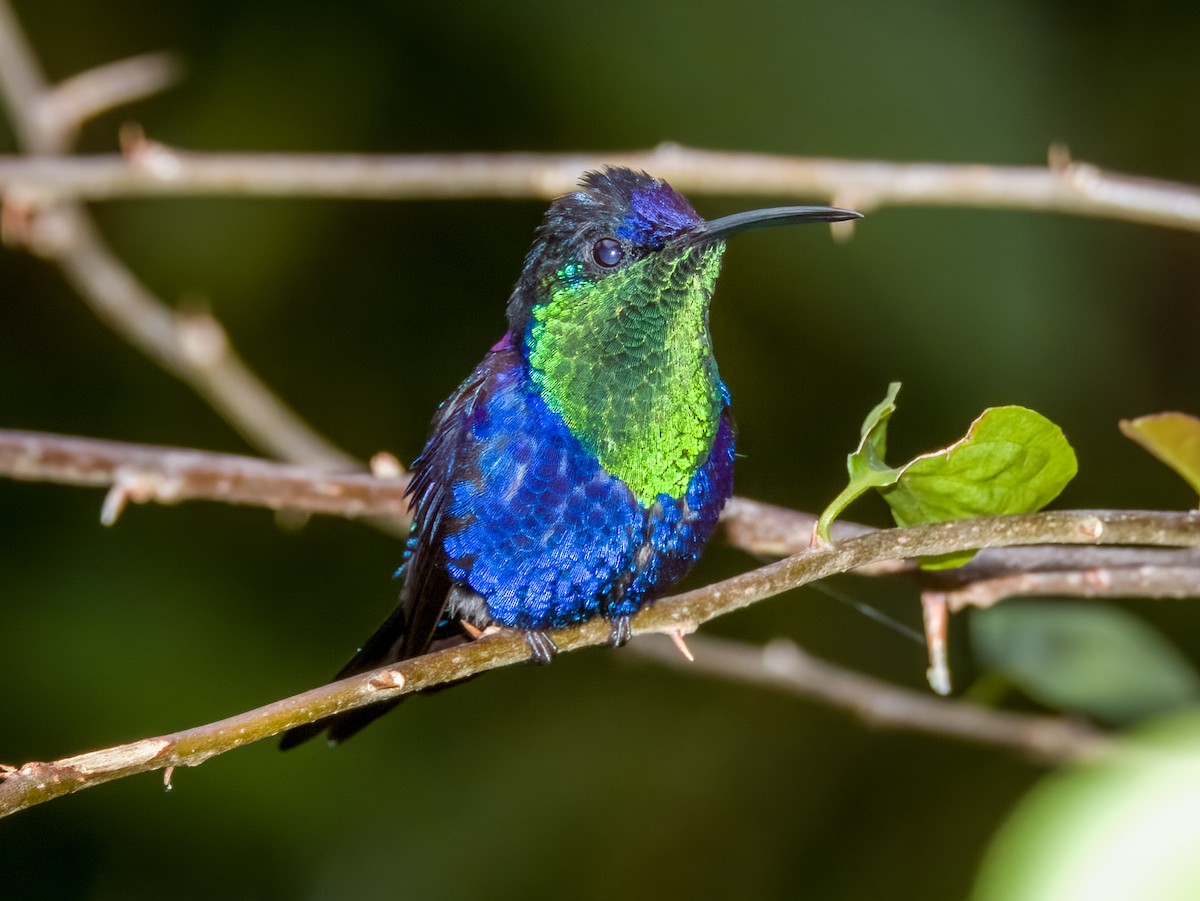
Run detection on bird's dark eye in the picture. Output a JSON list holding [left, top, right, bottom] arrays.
[[592, 237, 624, 268]]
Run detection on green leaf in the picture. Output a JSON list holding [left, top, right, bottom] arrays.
[[973, 712, 1200, 901], [816, 392, 1076, 559], [1120, 412, 1200, 498], [882, 406, 1078, 568], [814, 382, 903, 542], [971, 600, 1200, 725]]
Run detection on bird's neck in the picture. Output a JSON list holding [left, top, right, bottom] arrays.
[[523, 247, 726, 505]]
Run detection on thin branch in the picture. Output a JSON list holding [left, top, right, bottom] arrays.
[[49, 231, 361, 468], [41, 53, 181, 145], [5, 428, 1200, 589], [722, 494, 1200, 585], [929, 564, 1200, 613], [0, 429, 410, 523], [1, 509, 1193, 818], [0, 0, 358, 471], [0, 0, 52, 152], [3, 145, 1200, 233], [631, 633, 1111, 763]]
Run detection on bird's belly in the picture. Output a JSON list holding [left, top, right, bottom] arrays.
[[440, 388, 733, 631]]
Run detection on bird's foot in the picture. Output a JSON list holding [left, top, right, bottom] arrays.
[[524, 631, 558, 664], [609, 615, 633, 647]]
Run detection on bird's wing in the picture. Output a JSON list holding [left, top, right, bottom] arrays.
[[279, 342, 518, 748]]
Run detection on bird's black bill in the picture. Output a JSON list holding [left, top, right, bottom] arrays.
[[688, 205, 862, 244]]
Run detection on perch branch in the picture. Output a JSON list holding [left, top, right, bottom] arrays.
[[2, 508, 1194, 818]]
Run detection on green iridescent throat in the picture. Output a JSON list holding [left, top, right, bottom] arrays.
[[526, 244, 726, 504]]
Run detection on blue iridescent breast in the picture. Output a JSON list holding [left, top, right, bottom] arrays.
[[431, 338, 734, 631]]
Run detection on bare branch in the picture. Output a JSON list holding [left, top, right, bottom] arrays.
[[1, 508, 1192, 818], [56, 232, 361, 469], [930, 564, 1200, 613], [0, 0, 358, 471], [3, 145, 1200, 232], [721, 495, 1200, 585], [0, 1, 52, 152], [6, 428, 1200, 588], [0, 429, 410, 522], [631, 633, 1111, 763], [42, 53, 181, 143]]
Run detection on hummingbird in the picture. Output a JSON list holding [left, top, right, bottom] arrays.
[[281, 167, 860, 747]]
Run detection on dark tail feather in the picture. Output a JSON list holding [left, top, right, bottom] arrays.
[[278, 698, 405, 750], [279, 607, 476, 749], [279, 605, 415, 750]]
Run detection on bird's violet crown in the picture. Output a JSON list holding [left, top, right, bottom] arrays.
[[507, 168, 706, 331]]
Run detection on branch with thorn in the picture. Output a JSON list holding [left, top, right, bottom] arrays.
[[2, 507, 1195, 818]]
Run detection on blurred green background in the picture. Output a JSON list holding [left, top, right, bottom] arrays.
[[2, 1, 1199, 898]]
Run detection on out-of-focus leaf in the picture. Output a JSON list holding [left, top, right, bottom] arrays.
[[971, 600, 1200, 725], [1120, 412, 1200, 497], [973, 712, 1200, 901]]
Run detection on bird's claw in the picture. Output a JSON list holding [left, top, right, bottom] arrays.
[[524, 631, 558, 664], [609, 615, 633, 647]]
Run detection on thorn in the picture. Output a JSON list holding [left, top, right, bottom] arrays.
[[1047, 142, 1073, 172], [175, 309, 228, 368], [100, 469, 159, 525], [830, 193, 864, 243], [669, 630, 695, 662], [370, 451, 404, 479], [831, 219, 856, 242], [119, 121, 147, 157], [922, 592, 952, 695], [460, 621, 503, 642], [1, 188, 73, 257], [120, 122, 184, 180], [0, 190, 35, 249], [100, 482, 129, 525], [273, 508, 312, 533], [163, 765, 175, 791]]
